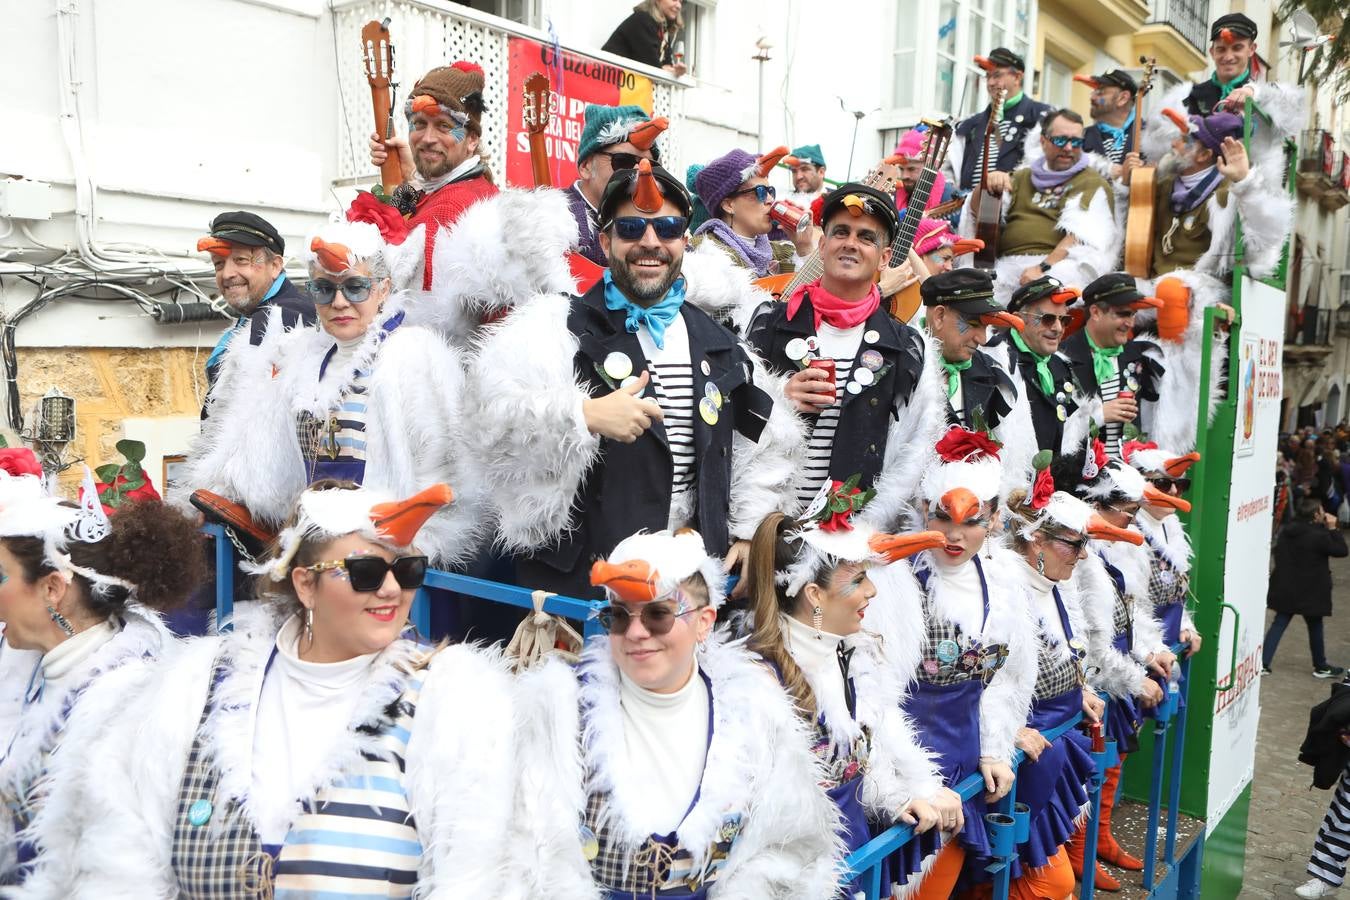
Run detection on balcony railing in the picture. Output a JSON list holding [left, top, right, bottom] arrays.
[[1148, 0, 1211, 52], [1296, 130, 1350, 210]]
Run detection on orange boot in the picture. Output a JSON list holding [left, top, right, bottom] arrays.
[[1066, 826, 1121, 892], [1097, 760, 1144, 871]]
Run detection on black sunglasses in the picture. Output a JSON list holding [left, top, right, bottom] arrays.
[[305, 555, 428, 593], [611, 215, 688, 241], [1033, 313, 1075, 328], [597, 599, 697, 636], [1149, 476, 1192, 494], [307, 277, 374, 305], [728, 184, 776, 203], [1050, 534, 1088, 554], [596, 148, 660, 170]]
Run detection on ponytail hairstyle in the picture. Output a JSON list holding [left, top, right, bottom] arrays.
[[744, 512, 835, 721], [3, 499, 205, 618]]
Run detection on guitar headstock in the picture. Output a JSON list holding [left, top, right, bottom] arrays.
[[361, 18, 395, 89], [522, 72, 552, 136], [918, 118, 954, 167], [1137, 57, 1158, 95]]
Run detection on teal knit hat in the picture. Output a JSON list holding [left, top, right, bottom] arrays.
[[578, 104, 658, 163], [789, 144, 826, 167]]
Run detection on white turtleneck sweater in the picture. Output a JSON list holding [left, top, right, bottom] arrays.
[[251, 615, 380, 844], [41, 619, 118, 688], [929, 558, 985, 638], [617, 662, 710, 834], [1022, 562, 1067, 645], [783, 614, 851, 720], [324, 332, 367, 380]]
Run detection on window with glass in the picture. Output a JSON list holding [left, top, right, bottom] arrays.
[[1042, 54, 1073, 110]]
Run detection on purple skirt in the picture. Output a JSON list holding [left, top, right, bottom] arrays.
[[1014, 688, 1096, 870], [902, 677, 990, 858], [1103, 694, 1141, 755]]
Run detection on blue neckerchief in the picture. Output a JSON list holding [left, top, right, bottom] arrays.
[[1096, 108, 1135, 157], [602, 270, 686, 350], [205, 273, 288, 374]]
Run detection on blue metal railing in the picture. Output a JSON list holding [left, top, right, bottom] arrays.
[[203, 529, 1194, 897]]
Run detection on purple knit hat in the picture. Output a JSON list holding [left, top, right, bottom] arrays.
[[695, 149, 759, 218], [1164, 107, 1244, 158]]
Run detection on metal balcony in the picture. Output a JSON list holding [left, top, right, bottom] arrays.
[[1147, 0, 1210, 53]]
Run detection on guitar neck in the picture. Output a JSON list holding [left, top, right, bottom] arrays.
[[777, 163, 897, 298], [890, 167, 938, 262], [369, 83, 404, 192], [528, 132, 552, 188]]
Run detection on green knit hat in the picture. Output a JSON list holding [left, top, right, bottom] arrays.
[[789, 144, 826, 167], [578, 104, 661, 163]]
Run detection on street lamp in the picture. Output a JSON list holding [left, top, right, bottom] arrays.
[[753, 37, 772, 153], [26, 386, 76, 479]]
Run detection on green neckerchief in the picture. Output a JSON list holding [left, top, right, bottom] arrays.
[[1210, 67, 1250, 100], [941, 358, 972, 398], [1085, 332, 1123, 387], [1003, 91, 1025, 112], [1010, 329, 1054, 396]]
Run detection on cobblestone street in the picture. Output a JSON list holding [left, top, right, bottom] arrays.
[[1244, 549, 1350, 898]]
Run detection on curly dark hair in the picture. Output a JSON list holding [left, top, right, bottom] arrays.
[[3, 500, 206, 617]]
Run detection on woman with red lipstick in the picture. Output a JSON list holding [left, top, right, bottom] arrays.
[[742, 487, 956, 897], [866, 427, 1039, 899], [1000, 481, 1105, 900], [184, 215, 481, 568], [40, 480, 519, 896], [1052, 443, 1167, 890], [512, 528, 845, 899]]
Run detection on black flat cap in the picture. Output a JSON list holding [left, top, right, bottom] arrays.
[[1075, 69, 1137, 94], [819, 183, 899, 243], [921, 269, 1003, 316], [976, 47, 1026, 72], [1211, 12, 1257, 42], [1082, 272, 1162, 310], [1008, 275, 1081, 312], [207, 211, 285, 255]]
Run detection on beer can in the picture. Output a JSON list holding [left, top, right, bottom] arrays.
[[770, 200, 812, 234]]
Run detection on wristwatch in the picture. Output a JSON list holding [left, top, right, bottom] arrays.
[[1038, 261, 1052, 273]]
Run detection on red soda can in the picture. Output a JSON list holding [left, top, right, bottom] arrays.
[[808, 357, 837, 393], [770, 200, 812, 234]]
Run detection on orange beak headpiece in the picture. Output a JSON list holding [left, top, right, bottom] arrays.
[[756, 146, 790, 178], [1163, 107, 1196, 138], [1073, 74, 1102, 89], [1143, 484, 1192, 513], [1165, 451, 1201, 477], [310, 236, 356, 275], [950, 238, 985, 257], [868, 530, 948, 563], [981, 311, 1025, 332], [589, 529, 727, 610], [197, 237, 234, 258], [1087, 514, 1144, 545], [632, 159, 665, 214], [627, 117, 669, 151], [255, 482, 455, 583]]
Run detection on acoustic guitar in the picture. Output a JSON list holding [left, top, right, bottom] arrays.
[[885, 120, 954, 322], [971, 88, 1007, 271], [1123, 57, 1158, 278], [521, 72, 605, 292], [361, 19, 404, 195], [753, 158, 903, 299]]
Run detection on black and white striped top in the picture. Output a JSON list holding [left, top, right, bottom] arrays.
[[1098, 357, 1123, 458], [794, 323, 864, 508], [638, 318, 696, 526]]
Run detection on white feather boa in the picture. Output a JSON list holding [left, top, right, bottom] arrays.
[[680, 245, 778, 335], [1074, 549, 1149, 699], [1, 610, 170, 883], [406, 187, 579, 347], [1142, 79, 1305, 179], [979, 342, 1039, 499], [19, 604, 517, 899], [547, 635, 847, 899], [183, 302, 484, 567], [861, 329, 945, 532]]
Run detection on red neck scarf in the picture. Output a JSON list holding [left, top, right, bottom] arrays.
[[786, 280, 881, 331]]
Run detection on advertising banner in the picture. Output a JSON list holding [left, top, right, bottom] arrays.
[[504, 37, 655, 189], [1208, 276, 1284, 829]]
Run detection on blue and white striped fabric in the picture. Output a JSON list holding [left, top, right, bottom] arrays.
[[272, 676, 424, 898]]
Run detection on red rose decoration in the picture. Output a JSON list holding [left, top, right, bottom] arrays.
[[1121, 440, 1157, 464], [1091, 438, 1108, 471], [1030, 468, 1055, 510], [91, 473, 161, 516], [346, 192, 410, 245], [0, 448, 42, 479], [935, 427, 1002, 463], [811, 476, 875, 533]]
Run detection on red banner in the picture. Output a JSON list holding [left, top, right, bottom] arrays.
[[505, 36, 655, 189]]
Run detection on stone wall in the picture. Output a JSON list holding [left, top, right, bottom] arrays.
[[15, 346, 206, 489]]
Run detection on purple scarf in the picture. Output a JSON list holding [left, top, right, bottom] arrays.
[[695, 218, 774, 275], [1029, 154, 1090, 192], [1169, 166, 1222, 214]]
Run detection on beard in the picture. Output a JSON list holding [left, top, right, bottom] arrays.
[[610, 246, 681, 304], [220, 280, 261, 315]]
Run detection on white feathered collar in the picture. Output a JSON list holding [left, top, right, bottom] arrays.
[[1100, 538, 1152, 599], [783, 617, 897, 757], [578, 633, 784, 863], [198, 603, 430, 834], [1136, 511, 1191, 572], [0, 609, 168, 801], [283, 293, 410, 417]]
